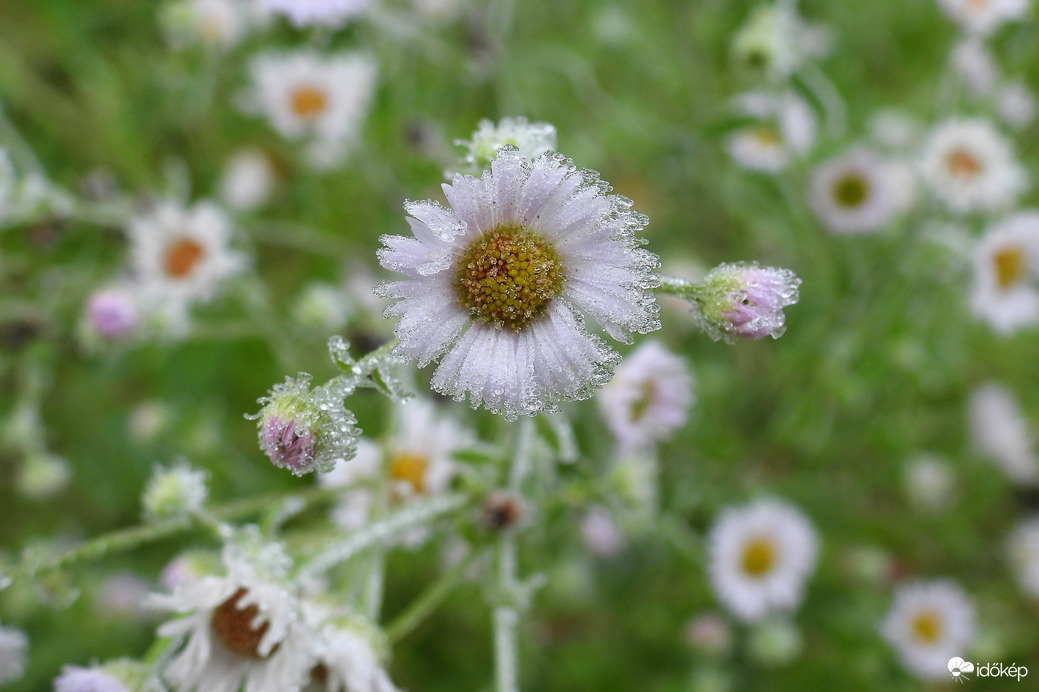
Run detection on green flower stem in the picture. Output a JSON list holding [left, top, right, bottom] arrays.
[[653, 273, 703, 303], [6, 485, 348, 584], [384, 549, 484, 645]]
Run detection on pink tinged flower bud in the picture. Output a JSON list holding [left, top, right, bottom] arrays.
[[695, 263, 801, 342], [261, 414, 317, 472], [87, 289, 138, 339]]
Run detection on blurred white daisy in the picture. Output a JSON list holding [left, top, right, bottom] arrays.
[[996, 80, 1038, 130], [151, 541, 315, 692], [951, 38, 999, 96], [936, 0, 1028, 36], [597, 340, 693, 453], [220, 149, 275, 212], [969, 211, 1039, 334], [0, 622, 27, 687], [454, 116, 557, 174], [726, 91, 816, 173], [706, 499, 819, 622], [1006, 516, 1039, 597], [881, 580, 975, 681], [808, 148, 899, 235], [302, 608, 400, 692], [968, 383, 1037, 484], [919, 118, 1027, 214], [903, 454, 955, 513], [731, 4, 832, 80], [162, 0, 252, 50], [248, 51, 377, 164], [128, 200, 245, 307], [376, 147, 661, 419], [265, 0, 369, 27]]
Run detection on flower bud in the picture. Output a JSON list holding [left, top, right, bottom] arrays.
[[249, 374, 359, 476], [86, 288, 139, 340], [141, 462, 208, 520], [693, 262, 801, 342]]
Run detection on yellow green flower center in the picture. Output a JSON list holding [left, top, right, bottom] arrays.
[[740, 536, 777, 577], [910, 609, 943, 645], [752, 125, 782, 146], [832, 173, 869, 208], [454, 226, 566, 331], [390, 452, 430, 494], [993, 245, 1026, 289]]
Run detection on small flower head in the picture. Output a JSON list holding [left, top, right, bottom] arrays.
[[480, 490, 523, 532], [726, 91, 816, 173], [0, 622, 27, 687], [903, 454, 956, 514], [968, 383, 1037, 485], [86, 288, 139, 341], [693, 263, 801, 342], [219, 148, 275, 212], [808, 148, 900, 235], [454, 116, 558, 173], [264, 0, 370, 27], [161, 0, 251, 50], [142, 462, 209, 520], [250, 374, 360, 475], [302, 608, 400, 692], [881, 579, 975, 680], [969, 211, 1039, 334], [730, 4, 831, 80]]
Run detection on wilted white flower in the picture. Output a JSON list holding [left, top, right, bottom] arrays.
[[376, 147, 660, 420], [951, 38, 999, 96], [968, 383, 1037, 484], [454, 116, 557, 174], [151, 541, 316, 692], [248, 51, 377, 164], [219, 149, 275, 212], [706, 499, 818, 623], [128, 200, 245, 308], [936, 0, 1028, 36], [969, 211, 1039, 334], [264, 0, 369, 27], [881, 580, 975, 680], [726, 91, 816, 173], [903, 455, 955, 513], [579, 505, 627, 559], [1006, 517, 1039, 597], [996, 80, 1038, 130], [142, 462, 209, 520], [808, 148, 900, 235], [597, 340, 693, 452], [691, 262, 801, 342], [249, 374, 360, 476], [0, 622, 27, 687], [919, 118, 1027, 214]]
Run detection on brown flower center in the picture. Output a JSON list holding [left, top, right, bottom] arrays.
[[740, 536, 777, 578], [910, 609, 943, 645], [946, 148, 982, 179], [454, 226, 565, 331], [164, 237, 206, 278], [993, 245, 1026, 289], [211, 588, 271, 659], [290, 85, 330, 122], [390, 452, 430, 495], [832, 173, 869, 209]]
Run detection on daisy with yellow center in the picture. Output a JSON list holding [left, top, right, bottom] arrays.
[[378, 146, 661, 419], [706, 499, 818, 622], [724, 90, 817, 173], [969, 211, 1039, 334], [881, 580, 975, 681]]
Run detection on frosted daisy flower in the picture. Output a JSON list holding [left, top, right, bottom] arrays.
[[997, 81, 1038, 130], [968, 383, 1037, 484], [1006, 517, 1039, 597], [454, 116, 557, 174], [726, 91, 816, 173], [969, 211, 1039, 334], [320, 398, 472, 531], [706, 499, 818, 622], [142, 461, 209, 520], [264, 0, 369, 27], [376, 146, 661, 420], [936, 0, 1028, 35], [808, 148, 899, 235], [919, 119, 1027, 214], [597, 340, 693, 452], [128, 200, 245, 306], [150, 541, 316, 692], [301, 608, 400, 692], [881, 580, 975, 681], [0, 622, 27, 687], [250, 374, 360, 476], [248, 50, 377, 161], [951, 38, 999, 96], [220, 149, 275, 212]]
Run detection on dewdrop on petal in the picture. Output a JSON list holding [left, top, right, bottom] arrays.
[[249, 373, 360, 475], [142, 462, 208, 520], [692, 263, 801, 343], [454, 116, 557, 174]]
